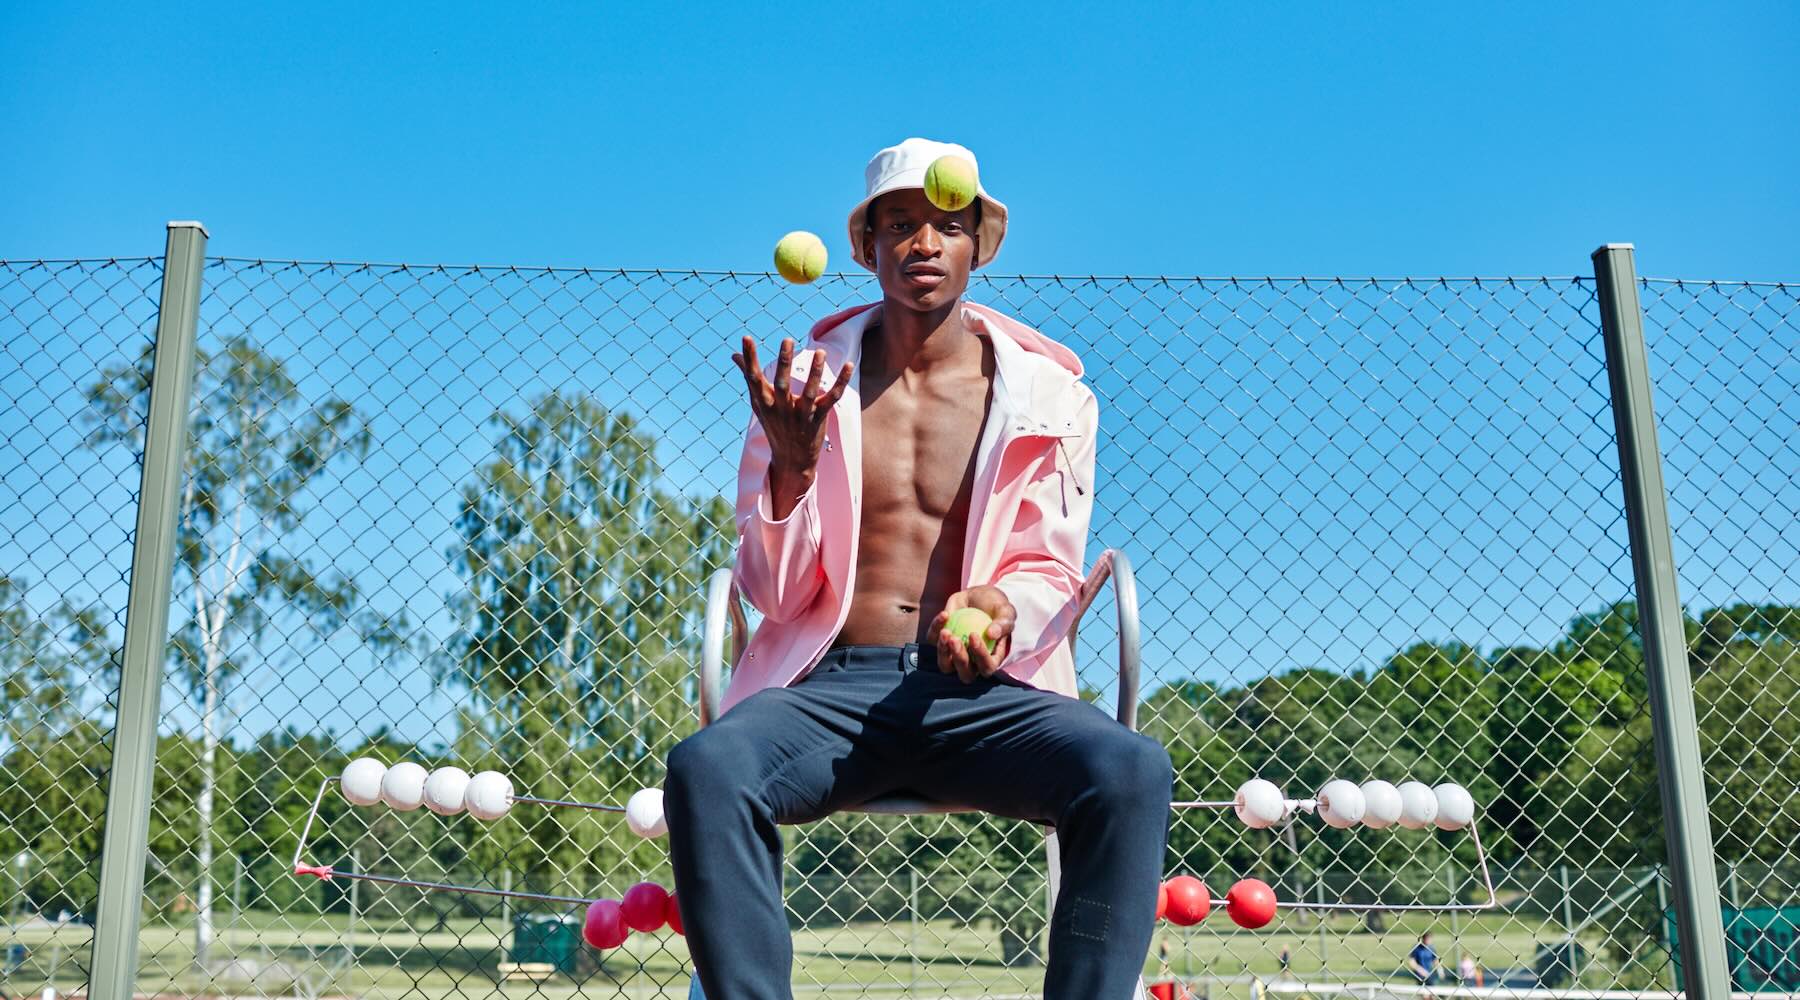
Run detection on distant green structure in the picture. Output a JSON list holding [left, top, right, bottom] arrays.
[[1668, 907, 1800, 991], [511, 912, 585, 976]]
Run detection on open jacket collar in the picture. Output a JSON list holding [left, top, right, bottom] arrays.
[[802, 301, 1084, 436]]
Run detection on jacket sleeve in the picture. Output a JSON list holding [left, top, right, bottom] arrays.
[[732, 412, 827, 623], [992, 388, 1098, 668]]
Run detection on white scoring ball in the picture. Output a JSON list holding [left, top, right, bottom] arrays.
[[1433, 782, 1475, 831], [1360, 779, 1403, 830], [1234, 778, 1288, 830], [1317, 779, 1367, 829], [340, 757, 387, 807], [380, 761, 429, 811], [1396, 780, 1439, 830], [424, 767, 471, 816], [625, 788, 668, 839], [463, 770, 515, 821]]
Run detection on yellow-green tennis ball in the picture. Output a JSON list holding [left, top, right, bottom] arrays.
[[773, 231, 827, 284], [923, 155, 979, 212], [945, 607, 997, 654]]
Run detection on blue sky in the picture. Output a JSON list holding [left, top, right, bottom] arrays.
[[2, 4, 1795, 752], [3, 2, 1797, 280]]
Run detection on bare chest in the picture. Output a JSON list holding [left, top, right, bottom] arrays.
[[858, 373, 992, 519]]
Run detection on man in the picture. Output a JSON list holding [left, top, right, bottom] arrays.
[[664, 138, 1173, 1000], [1408, 932, 1439, 998]]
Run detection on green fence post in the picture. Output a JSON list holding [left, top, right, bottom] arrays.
[[1592, 243, 1730, 1000], [90, 221, 208, 1000]]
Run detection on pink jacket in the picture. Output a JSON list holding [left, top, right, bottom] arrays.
[[723, 301, 1098, 714]]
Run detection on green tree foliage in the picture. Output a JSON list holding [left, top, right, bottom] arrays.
[[443, 391, 731, 894], [84, 335, 394, 965], [0, 576, 113, 747], [1543, 629, 1800, 866], [1488, 645, 1634, 854], [0, 579, 115, 915], [1690, 603, 1800, 672], [0, 719, 111, 916]]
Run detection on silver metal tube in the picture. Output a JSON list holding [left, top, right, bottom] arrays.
[[327, 870, 592, 908], [699, 567, 733, 725], [1107, 550, 1142, 731], [511, 794, 624, 814]]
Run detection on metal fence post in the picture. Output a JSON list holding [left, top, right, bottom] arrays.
[[90, 221, 208, 1000], [1592, 242, 1730, 1000], [1315, 876, 1327, 968], [909, 867, 919, 992], [1559, 864, 1578, 982]]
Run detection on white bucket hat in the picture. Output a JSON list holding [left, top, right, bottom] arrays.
[[847, 137, 1009, 271]]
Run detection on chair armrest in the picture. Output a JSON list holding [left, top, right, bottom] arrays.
[[699, 567, 737, 727], [1071, 548, 1142, 732]]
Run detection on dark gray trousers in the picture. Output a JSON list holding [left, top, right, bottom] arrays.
[[666, 644, 1173, 1000]]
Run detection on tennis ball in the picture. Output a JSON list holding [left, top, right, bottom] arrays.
[[944, 607, 997, 654], [923, 155, 979, 212], [773, 231, 827, 284]]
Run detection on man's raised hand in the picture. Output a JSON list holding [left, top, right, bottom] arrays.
[[732, 336, 854, 515]]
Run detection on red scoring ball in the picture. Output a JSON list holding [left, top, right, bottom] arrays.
[[620, 882, 669, 933], [1156, 882, 1169, 920], [583, 899, 628, 949], [1226, 878, 1278, 929], [665, 891, 685, 936], [1162, 876, 1211, 926]]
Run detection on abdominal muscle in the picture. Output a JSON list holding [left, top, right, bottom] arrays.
[[834, 501, 970, 648], [832, 328, 993, 650]]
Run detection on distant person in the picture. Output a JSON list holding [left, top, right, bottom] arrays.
[[1279, 944, 1292, 980], [1407, 932, 1439, 998], [1458, 953, 1477, 986]]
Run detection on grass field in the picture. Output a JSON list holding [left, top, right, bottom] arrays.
[[1, 906, 1657, 1000]]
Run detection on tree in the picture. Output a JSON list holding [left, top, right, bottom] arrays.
[[1144, 679, 1255, 876], [0, 576, 115, 917], [444, 392, 730, 893], [1690, 639, 1800, 863], [1690, 603, 1800, 672], [235, 727, 351, 913], [85, 335, 386, 968], [1486, 643, 1634, 857], [1575, 604, 1800, 866], [0, 719, 112, 916], [1, 575, 113, 748]]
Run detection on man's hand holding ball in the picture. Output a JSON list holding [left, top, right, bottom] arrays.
[[931, 586, 1015, 684]]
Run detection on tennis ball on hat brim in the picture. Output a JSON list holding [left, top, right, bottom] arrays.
[[773, 231, 827, 284], [923, 155, 979, 213]]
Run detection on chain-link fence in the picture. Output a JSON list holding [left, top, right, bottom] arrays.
[[1641, 278, 1800, 995], [1, 243, 1794, 1000], [2, 258, 164, 998]]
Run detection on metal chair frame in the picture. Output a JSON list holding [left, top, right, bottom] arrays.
[[698, 548, 1143, 987]]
